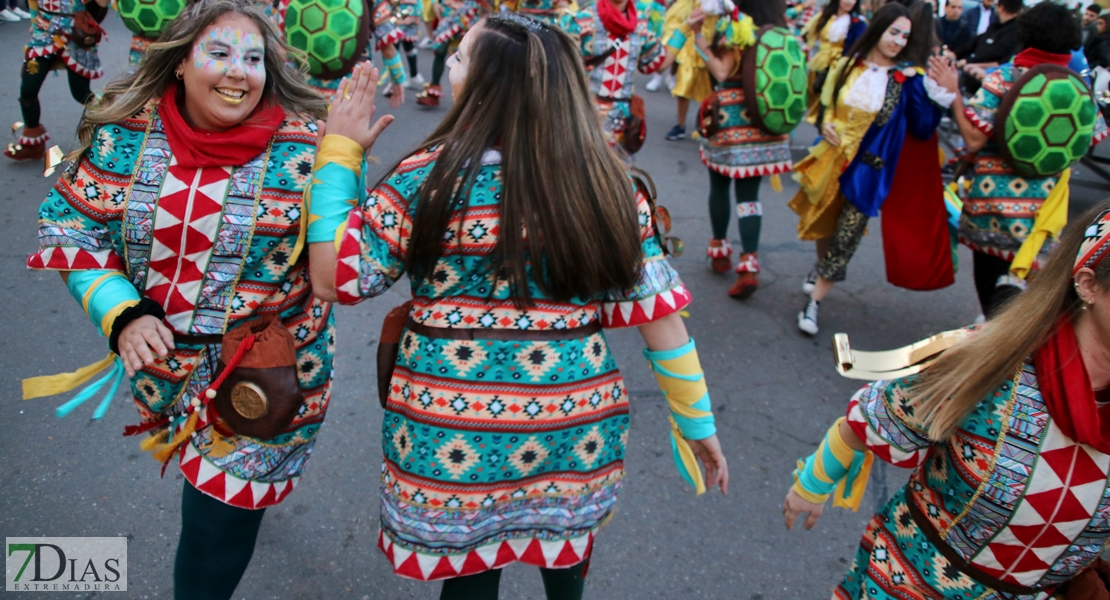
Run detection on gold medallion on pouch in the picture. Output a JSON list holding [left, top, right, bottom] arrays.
[[231, 382, 268, 419]]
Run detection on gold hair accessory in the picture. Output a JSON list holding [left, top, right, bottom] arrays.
[[832, 329, 971, 380]]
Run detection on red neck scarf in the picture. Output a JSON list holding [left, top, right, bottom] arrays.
[[597, 0, 637, 39], [1033, 315, 1110, 454], [157, 84, 286, 169], [1013, 47, 1072, 69]]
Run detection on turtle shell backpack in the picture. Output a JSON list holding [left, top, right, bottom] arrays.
[[995, 64, 1098, 177], [284, 0, 372, 80]]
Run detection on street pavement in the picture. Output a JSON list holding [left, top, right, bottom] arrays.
[[2, 16, 1110, 599]]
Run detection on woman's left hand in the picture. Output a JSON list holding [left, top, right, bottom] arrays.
[[686, 7, 706, 33], [325, 62, 395, 151], [783, 487, 825, 530], [687, 434, 729, 494], [390, 83, 405, 110]]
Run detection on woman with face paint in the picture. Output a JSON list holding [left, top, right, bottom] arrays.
[[788, 2, 956, 335], [783, 200, 1110, 598], [307, 13, 728, 598], [25, 1, 332, 598], [801, 0, 866, 124]]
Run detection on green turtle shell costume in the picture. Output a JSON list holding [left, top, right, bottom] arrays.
[[740, 24, 807, 136], [995, 64, 1098, 178], [117, 0, 189, 37], [284, 0, 371, 80]]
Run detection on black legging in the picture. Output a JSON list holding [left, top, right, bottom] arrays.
[[402, 39, 419, 77], [708, 170, 762, 254], [174, 481, 266, 600], [439, 561, 587, 600], [20, 56, 94, 128], [972, 250, 1022, 319], [431, 45, 448, 86]]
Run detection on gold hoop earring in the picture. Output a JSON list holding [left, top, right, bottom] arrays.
[[175, 70, 184, 80]]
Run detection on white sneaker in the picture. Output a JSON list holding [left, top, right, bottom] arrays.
[[11, 6, 29, 18], [381, 80, 394, 98], [802, 270, 817, 295], [797, 298, 820, 336], [417, 37, 432, 49], [644, 73, 663, 92], [665, 72, 677, 91], [0, 9, 22, 21], [405, 73, 425, 90]]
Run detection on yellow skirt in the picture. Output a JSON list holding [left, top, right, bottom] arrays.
[[672, 62, 713, 103], [788, 142, 850, 241]]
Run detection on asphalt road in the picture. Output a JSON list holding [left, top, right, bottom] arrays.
[[3, 16, 1110, 600]]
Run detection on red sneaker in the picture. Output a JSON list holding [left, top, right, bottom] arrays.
[[728, 252, 760, 299]]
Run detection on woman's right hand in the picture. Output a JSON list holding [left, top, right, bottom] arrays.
[[686, 7, 705, 33], [687, 434, 729, 494], [117, 315, 175, 377], [325, 62, 395, 151], [821, 121, 841, 147], [783, 487, 825, 530]]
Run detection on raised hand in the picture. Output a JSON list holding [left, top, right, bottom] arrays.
[[326, 62, 395, 151]]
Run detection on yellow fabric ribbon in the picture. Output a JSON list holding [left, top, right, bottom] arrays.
[[1010, 168, 1070, 279], [140, 412, 200, 466], [790, 417, 875, 512], [22, 352, 117, 400], [645, 342, 714, 495]]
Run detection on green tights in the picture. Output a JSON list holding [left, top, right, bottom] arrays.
[[439, 561, 588, 600], [432, 46, 449, 86], [173, 481, 266, 600], [708, 170, 762, 254]]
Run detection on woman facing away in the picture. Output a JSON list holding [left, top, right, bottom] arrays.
[[783, 199, 1110, 598], [25, 1, 332, 597], [305, 13, 728, 599], [689, 0, 793, 300]]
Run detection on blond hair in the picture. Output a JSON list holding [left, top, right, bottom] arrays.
[[911, 200, 1110, 440]]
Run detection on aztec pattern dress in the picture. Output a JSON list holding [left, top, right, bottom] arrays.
[[431, 0, 481, 51], [393, 0, 423, 42], [328, 145, 692, 580], [698, 55, 792, 180], [960, 65, 1108, 270], [566, 5, 666, 150], [836, 360, 1110, 599], [27, 102, 334, 510], [26, 0, 102, 79]]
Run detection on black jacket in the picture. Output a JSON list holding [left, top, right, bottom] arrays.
[[962, 5, 997, 36], [936, 15, 973, 51], [956, 17, 1020, 65], [1087, 32, 1110, 70]]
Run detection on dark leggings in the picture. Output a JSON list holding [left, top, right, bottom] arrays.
[[402, 40, 418, 77], [439, 561, 587, 600], [20, 56, 94, 128], [972, 250, 1022, 319], [708, 170, 762, 254], [431, 45, 449, 86], [174, 481, 266, 600]]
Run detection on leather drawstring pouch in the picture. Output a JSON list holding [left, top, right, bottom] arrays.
[[72, 10, 105, 49], [1062, 559, 1110, 600], [377, 301, 412, 409], [211, 317, 304, 440]]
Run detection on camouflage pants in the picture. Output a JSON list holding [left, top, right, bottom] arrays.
[[815, 202, 868, 283]]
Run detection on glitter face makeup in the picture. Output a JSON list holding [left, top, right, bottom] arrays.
[[178, 13, 267, 131], [878, 17, 911, 60]]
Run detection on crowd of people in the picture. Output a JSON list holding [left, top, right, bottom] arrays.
[[15, 0, 1110, 597]]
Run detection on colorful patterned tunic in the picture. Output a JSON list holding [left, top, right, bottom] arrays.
[[836, 361, 1110, 599], [699, 73, 792, 179], [26, 0, 103, 79], [393, 0, 422, 42], [513, 0, 565, 28], [565, 5, 666, 150], [325, 145, 692, 580], [431, 0, 481, 50], [27, 102, 334, 510], [960, 65, 1109, 268]]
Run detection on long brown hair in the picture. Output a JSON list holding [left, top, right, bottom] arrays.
[[911, 200, 1110, 440], [827, 3, 910, 116], [72, 0, 327, 161], [813, 0, 860, 38], [402, 15, 643, 304]]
